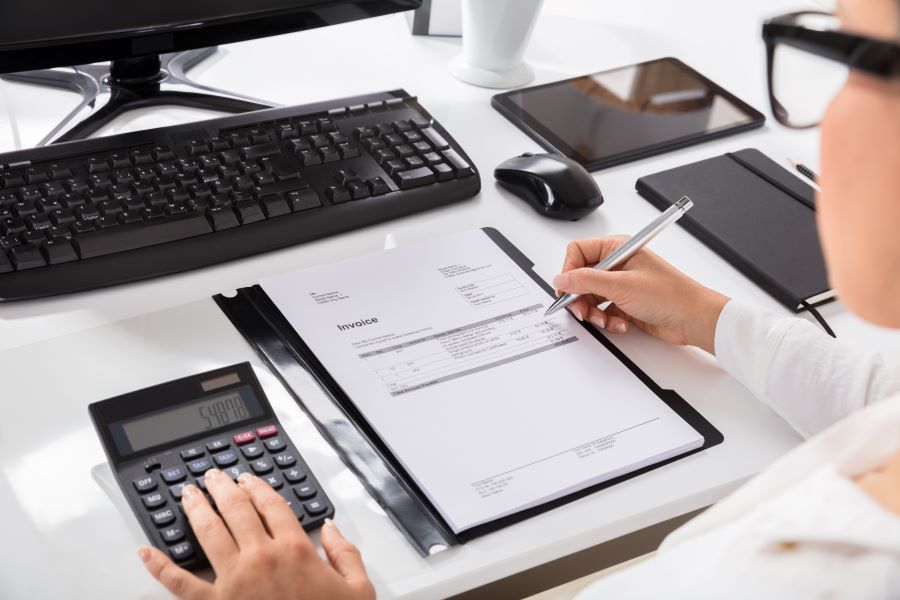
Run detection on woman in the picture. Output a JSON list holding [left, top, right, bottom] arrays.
[[136, 0, 900, 597]]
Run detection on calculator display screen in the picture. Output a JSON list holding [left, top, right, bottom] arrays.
[[114, 386, 264, 454]]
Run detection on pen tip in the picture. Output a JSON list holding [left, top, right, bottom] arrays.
[[788, 159, 798, 168]]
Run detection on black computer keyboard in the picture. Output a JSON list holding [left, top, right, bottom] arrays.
[[0, 90, 480, 301]]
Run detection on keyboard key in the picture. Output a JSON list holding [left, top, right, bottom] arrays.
[[421, 127, 450, 150], [298, 150, 322, 167], [73, 213, 212, 259], [239, 143, 280, 161], [393, 144, 414, 158], [161, 466, 187, 484], [236, 202, 265, 224], [432, 162, 454, 182], [384, 160, 406, 176], [367, 177, 390, 196], [260, 195, 290, 218], [422, 151, 443, 165], [325, 186, 351, 204], [395, 167, 436, 190], [319, 147, 340, 163], [206, 439, 230, 453], [213, 450, 239, 468], [151, 508, 176, 527], [133, 475, 157, 493], [392, 119, 412, 132], [186, 457, 213, 476], [274, 453, 296, 468], [347, 181, 369, 200], [262, 473, 284, 490], [240, 443, 264, 459], [160, 525, 185, 544], [10, 244, 46, 270], [250, 458, 273, 474], [20, 230, 47, 245], [142, 491, 167, 509], [41, 239, 78, 264], [207, 206, 239, 231], [404, 156, 425, 169], [410, 116, 430, 129], [283, 467, 307, 484], [168, 541, 194, 561], [292, 484, 317, 500], [402, 130, 423, 144], [441, 148, 475, 177], [286, 189, 322, 212], [256, 425, 278, 438]]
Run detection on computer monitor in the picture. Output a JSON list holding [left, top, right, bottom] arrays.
[[0, 0, 420, 144]]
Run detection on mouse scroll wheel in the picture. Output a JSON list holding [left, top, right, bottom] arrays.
[[520, 152, 534, 157]]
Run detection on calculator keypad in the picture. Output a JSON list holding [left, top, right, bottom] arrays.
[[123, 423, 333, 568]]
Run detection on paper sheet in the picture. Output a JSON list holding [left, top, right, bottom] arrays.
[[261, 230, 703, 532]]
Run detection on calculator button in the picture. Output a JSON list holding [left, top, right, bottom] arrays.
[[241, 443, 264, 459], [262, 473, 284, 490], [284, 496, 306, 522], [186, 457, 213, 475], [251, 458, 273, 474], [256, 424, 278, 438], [133, 475, 156, 493], [303, 500, 328, 515], [169, 541, 195, 562], [233, 431, 255, 445], [292, 484, 317, 500], [142, 491, 167, 509], [304, 500, 328, 516], [180, 446, 205, 460], [160, 524, 185, 544], [151, 508, 176, 526], [195, 477, 207, 491], [206, 439, 230, 453], [284, 467, 307, 484], [169, 483, 190, 500], [274, 453, 296, 468], [161, 466, 187, 484], [264, 437, 286, 453], [213, 450, 238, 467], [223, 464, 250, 480]]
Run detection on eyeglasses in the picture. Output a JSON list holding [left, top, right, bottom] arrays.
[[762, 11, 900, 128]]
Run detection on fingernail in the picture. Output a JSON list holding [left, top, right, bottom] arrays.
[[182, 485, 199, 507], [590, 315, 606, 329], [138, 546, 151, 563], [205, 468, 221, 480], [613, 322, 627, 333], [237, 472, 253, 486], [571, 308, 583, 321], [324, 518, 342, 537], [552, 273, 570, 289]]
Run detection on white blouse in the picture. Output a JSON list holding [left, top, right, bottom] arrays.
[[576, 300, 900, 599]]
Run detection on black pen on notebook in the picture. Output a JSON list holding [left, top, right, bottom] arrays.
[[545, 196, 694, 317], [789, 159, 819, 184]]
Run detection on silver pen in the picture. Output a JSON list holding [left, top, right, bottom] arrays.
[[544, 196, 694, 317]]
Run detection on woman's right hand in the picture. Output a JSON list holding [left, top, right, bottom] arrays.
[[552, 236, 730, 355]]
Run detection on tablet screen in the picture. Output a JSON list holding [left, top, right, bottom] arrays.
[[493, 58, 764, 170]]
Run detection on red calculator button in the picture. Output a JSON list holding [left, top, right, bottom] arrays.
[[233, 431, 255, 445], [256, 425, 278, 438]]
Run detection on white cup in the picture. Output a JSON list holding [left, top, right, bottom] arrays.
[[450, 0, 544, 89]]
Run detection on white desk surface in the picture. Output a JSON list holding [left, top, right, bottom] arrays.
[[2, 1, 899, 598]]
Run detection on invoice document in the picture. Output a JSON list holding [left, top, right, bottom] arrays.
[[261, 229, 703, 532]]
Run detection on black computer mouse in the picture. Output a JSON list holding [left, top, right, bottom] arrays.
[[494, 153, 604, 220]]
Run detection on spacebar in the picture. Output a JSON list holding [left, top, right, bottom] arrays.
[[74, 214, 213, 259]]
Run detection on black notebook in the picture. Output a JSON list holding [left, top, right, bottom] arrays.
[[636, 148, 833, 312]]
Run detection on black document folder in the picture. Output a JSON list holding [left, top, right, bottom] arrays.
[[636, 148, 833, 312], [214, 228, 723, 556]]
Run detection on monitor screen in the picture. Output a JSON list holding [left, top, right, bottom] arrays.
[[0, 0, 419, 73]]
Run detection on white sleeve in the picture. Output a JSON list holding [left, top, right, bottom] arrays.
[[713, 300, 900, 438]]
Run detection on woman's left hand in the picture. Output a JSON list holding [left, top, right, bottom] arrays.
[[138, 468, 375, 600]]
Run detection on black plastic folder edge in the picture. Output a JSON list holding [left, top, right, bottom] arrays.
[[213, 227, 723, 556]]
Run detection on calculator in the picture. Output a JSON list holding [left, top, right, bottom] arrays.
[[89, 362, 334, 569]]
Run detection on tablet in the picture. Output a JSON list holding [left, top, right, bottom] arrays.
[[491, 57, 765, 171]]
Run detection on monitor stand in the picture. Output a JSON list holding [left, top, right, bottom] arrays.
[[1, 48, 278, 146]]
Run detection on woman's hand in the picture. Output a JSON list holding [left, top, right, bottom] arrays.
[[553, 236, 730, 354], [138, 468, 375, 600], [855, 450, 900, 516]]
